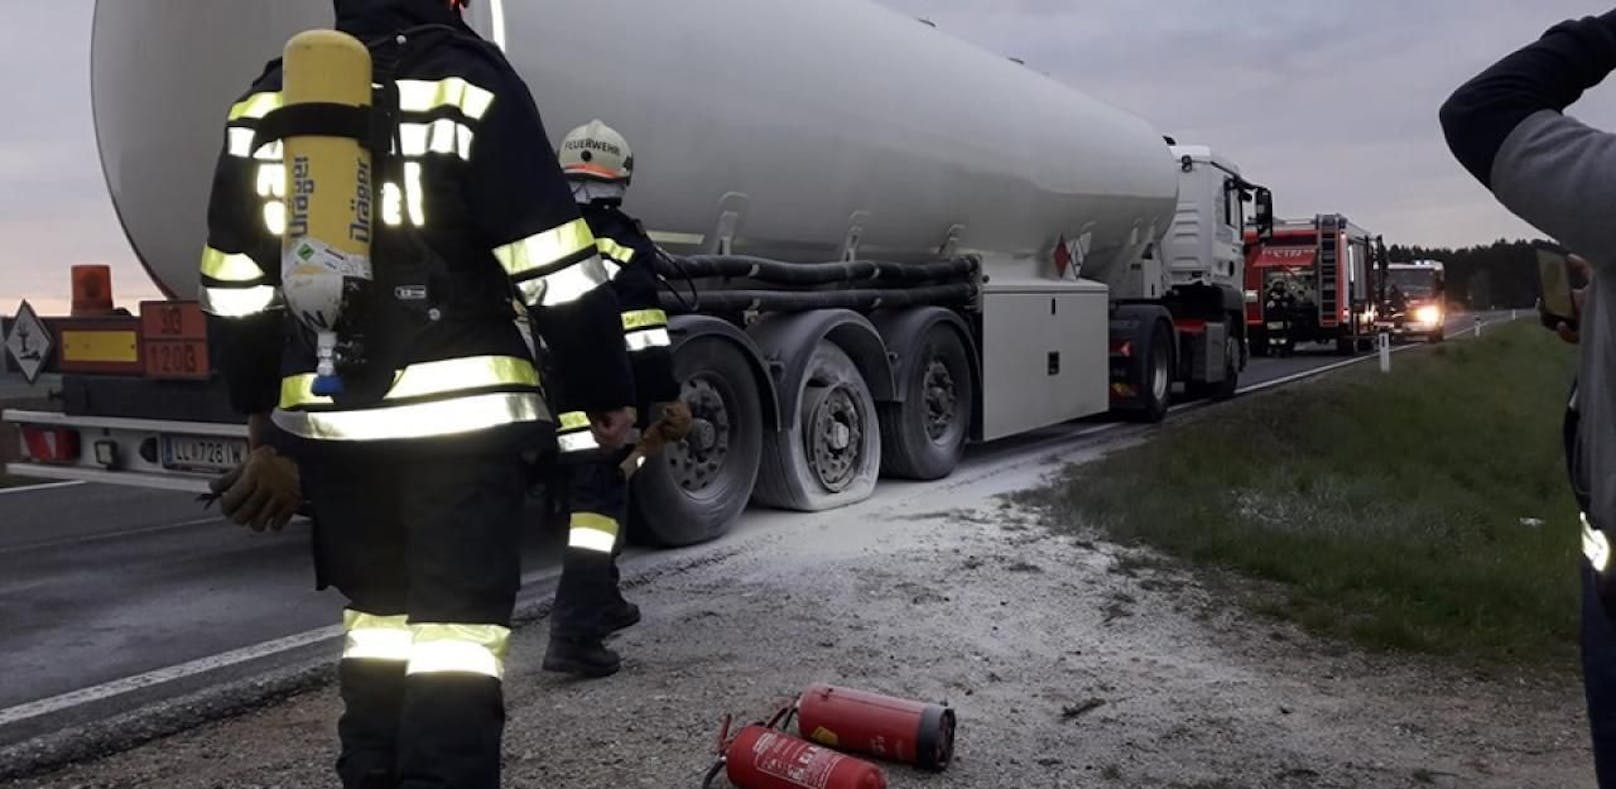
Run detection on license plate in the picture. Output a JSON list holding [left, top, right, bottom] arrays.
[[1266, 322, 1286, 330], [161, 435, 248, 473]]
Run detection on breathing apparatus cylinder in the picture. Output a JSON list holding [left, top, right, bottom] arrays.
[[279, 29, 375, 397]]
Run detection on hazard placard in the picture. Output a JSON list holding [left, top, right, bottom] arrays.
[[3, 301, 52, 384]]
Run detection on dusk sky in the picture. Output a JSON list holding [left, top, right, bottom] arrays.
[[4, 1, 1613, 315]]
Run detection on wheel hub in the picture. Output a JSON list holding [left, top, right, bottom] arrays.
[[806, 384, 863, 492], [667, 377, 730, 494], [922, 359, 957, 443]]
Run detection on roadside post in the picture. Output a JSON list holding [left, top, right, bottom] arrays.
[[1379, 332, 1391, 373], [1474, 315, 1482, 337]]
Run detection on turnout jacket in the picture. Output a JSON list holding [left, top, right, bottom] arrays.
[[554, 202, 680, 455], [200, 12, 633, 446]]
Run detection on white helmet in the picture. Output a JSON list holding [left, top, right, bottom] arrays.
[[559, 120, 633, 184]]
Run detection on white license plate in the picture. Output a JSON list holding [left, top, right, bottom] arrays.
[[1266, 322, 1287, 330], [161, 435, 248, 473]]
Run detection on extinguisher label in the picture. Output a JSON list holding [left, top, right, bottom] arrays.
[[751, 731, 839, 789], [808, 726, 840, 747]]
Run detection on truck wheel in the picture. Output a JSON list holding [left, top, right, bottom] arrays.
[[879, 324, 973, 481], [630, 338, 763, 547], [1125, 326, 1172, 423], [1335, 336, 1356, 356], [1428, 330, 1445, 344], [754, 341, 882, 511]]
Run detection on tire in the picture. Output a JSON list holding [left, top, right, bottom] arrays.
[[1125, 325, 1172, 423], [1335, 336, 1356, 356], [1428, 330, 1445, 344], [629, 337, 764, 547], [753, 341, 882, 511], [879, 324, 973, 481]]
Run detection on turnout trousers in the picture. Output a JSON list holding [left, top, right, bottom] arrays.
[[551, 458, 629, 639], [301, 443, 527, 789]]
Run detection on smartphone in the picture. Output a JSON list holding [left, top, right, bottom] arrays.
[[1538, 244, 1578, 331]]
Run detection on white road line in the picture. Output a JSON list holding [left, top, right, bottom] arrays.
[[0, 564, 566, 728], [0, 516, 226, 557], [0, 480, 85, 496], [0, 626, 342, 728], [1237, 315, 1515, 397]]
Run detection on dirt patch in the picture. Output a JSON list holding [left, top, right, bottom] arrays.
[[10, 495, 1592, 789]]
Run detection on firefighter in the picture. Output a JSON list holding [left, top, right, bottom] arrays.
[[199, 1, 635, 787], [542, 120, 692, 678]]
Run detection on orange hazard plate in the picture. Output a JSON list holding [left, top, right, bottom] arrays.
[[140, 301, 211, 380]]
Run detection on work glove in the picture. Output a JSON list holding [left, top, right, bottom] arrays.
[[654, 400, 694, 442], [206, 446, 303, 532], [617, 401, 694, 479]]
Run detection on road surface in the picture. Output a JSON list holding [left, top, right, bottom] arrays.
[[0, 313, 1510, 764]]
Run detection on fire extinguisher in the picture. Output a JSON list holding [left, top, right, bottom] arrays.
[[703, 709, 887, 789], [796, 685, 956, 772]]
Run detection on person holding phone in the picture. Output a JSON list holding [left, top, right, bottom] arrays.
[[1442, 11, 1616, 785]]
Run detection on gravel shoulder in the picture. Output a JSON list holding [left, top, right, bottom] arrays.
[[7, 439, 1593, 789]]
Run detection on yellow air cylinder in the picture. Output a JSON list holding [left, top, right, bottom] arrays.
[[279, 29, 374, 396]]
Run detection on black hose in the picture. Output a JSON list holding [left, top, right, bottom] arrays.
[[660, 283, 976, 315], [657, 255, 977, 287]]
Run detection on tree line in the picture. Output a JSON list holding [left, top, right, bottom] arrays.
[[1387, 239, 1545, 310]]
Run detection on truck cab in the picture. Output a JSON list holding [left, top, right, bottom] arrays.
[[1245, 214, 1381, 356], [1378, 260, 1447, 342], [1113, 145, 1271, 405]]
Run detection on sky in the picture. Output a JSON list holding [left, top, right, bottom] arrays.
[[3, 0, 1613, 315]]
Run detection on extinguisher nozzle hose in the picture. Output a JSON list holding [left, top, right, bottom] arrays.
[[699, 758, 725, 789]]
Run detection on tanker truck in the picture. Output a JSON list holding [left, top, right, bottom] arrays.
[[2, 0, 1272, 547]]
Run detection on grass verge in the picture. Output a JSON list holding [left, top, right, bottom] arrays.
[[1021, 323, 1582, 668]]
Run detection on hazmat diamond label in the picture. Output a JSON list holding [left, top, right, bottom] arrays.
[[3, 300, 52, 384]]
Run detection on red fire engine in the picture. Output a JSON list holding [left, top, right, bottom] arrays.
[[1245, 214, 1385, 356]]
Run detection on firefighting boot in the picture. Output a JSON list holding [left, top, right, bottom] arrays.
[[546, 549, 623, 677], [542, 632, 623, 678]]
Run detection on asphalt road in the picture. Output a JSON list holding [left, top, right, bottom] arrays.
[[0, 311, 1510, 751]]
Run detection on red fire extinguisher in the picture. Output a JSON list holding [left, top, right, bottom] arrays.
[[703, 710, 887, 789], [795, 685, 956, 772]]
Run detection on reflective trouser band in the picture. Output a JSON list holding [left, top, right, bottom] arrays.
[[342, 610, 412, 662], [407, 623, 510, 679], [569, 512, 619, 554], [1586, 514, 1611, 572], [273, 391, 549, 442], [280, 355, 542, 410], [557, 411, 599, 454], [558, 410, 597, 452]]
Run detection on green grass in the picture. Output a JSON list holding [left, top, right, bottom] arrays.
[[1021, 323, 1583, 668]]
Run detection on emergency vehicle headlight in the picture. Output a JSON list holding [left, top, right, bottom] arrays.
[[1415, 305, 1442, 325]]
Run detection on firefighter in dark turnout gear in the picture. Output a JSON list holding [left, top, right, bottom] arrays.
[[543, 120, 689, 678], [199, 2, 635, 786]]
